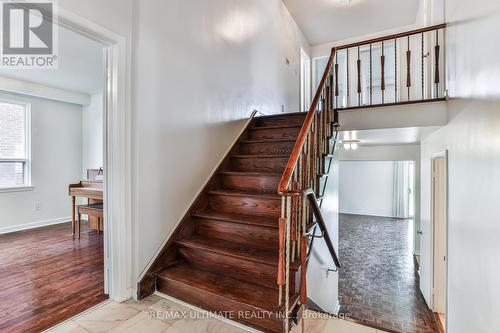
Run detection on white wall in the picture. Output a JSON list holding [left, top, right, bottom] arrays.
[[308, 146, 340, 314], [339, 161, 395, 217], [340, 144, 420, 161], [82, 91, 103, 174], [420, 101, 500, 332], [340, 144, 422, 253], [131, 0, 309, 284], [418, 0, 500, 331], [0, 92, 83, 233]]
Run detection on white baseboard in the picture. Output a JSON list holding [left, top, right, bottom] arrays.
[[334, 299, 341, 315], [0, 216, 71, 235]]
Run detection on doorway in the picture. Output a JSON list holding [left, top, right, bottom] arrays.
[[0, 6, 130, 331], [338, 159, 441, 332], [431, 152, 448, 330], [300, 47, 311, 111]]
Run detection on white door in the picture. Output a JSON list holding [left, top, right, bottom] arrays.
[[300, 48, 311, 112], [431, 154, 447, 316]]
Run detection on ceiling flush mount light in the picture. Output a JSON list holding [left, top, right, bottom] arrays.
[[342, 140, 360, 150], [327, 0, 362, 7]]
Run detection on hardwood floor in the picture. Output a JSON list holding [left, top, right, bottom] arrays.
[[338, 214, 440, 333], [0, 222, 107, 333]]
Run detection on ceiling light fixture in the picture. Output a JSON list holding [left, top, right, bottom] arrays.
[[342, 140, 360, 150], [328, 0, 361, 8]]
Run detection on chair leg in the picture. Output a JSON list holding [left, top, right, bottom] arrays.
[[77, 213, 81, 239]]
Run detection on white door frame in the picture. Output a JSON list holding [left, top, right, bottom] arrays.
[[430, 150, 448, 326], [300, 47, 311, 111], [54, 8, 132, 302]]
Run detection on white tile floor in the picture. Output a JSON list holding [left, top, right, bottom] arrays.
[[45, 295, 387, 333]]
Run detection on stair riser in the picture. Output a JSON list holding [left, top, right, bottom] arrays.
[[255, 115, 306, 128], [156, 277, 283, 333], [208, 193, 281, 217], [222, 174, 280, 193], [178, 246, 285, 290], [231, 157, 288, 173], [194, 219, 279, 249], [239, 141, 295, 155], [248, 127, 301, 140]]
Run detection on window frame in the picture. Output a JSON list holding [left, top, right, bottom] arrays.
[[0, 98, 32, 192]]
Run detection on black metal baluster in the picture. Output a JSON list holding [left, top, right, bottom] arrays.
[[406, 36, 411, 100], [434, 29, 440, 98], [346, 49, 350, 107], [357, 46, 361, 106], [369, 44, 372, 106], [381, 41, 385, 104], [335, 57, 339, 108], [394, 38, 397, 103], [421, 32, 425, 100]]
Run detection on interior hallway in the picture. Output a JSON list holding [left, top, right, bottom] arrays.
[[0, 222, 107, 332], [338, 214, 440, 333]]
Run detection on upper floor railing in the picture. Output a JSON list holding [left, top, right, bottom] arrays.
[[329, 23, 446, 110], [275, 24, 447, 332]]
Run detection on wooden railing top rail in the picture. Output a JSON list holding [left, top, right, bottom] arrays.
[[333, 23, 447, 51], [277, 49, 337, 195], [278, 24, 447, 195]]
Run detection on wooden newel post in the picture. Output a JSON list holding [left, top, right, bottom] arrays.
[[278, 217, 286, 287], [300, 234, 308, 304]]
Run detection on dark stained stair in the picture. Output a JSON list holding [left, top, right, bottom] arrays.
[[138, 112, 309, 333]]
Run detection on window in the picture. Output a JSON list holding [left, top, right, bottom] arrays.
[[0, 100, 30, 189]]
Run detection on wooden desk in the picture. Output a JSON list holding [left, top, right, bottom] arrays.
[[69, 181, 103, 235]]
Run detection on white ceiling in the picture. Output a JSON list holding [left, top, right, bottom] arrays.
[[283, 0, 421, 45], [341, 127, 440, 146], [0, 26, 104, 94]]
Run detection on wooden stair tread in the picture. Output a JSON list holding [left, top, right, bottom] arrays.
[[220, 171, 281, 177], [232, 154, 290, 158], [207, 189, 280, 199], [176, 235, 279, 265], [256, 111, 306, 119], [155, 264, 278, 312], [250, 125, 302, 130], [241, 138, 297, 144], [192, 210, 278, 229]]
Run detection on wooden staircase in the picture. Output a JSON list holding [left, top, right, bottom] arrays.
[[138, 112, 311, 333]]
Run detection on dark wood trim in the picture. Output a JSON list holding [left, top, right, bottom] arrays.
[[332, 23, 447, 51], [434, 312, 446, 333], [336, 97, 446, 111]]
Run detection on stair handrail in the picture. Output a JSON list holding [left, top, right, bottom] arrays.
[[275, 47, 337, 333], [277, 48, 337, 196], [276, 25, 448, 331], [304, 189, 341, 269]]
